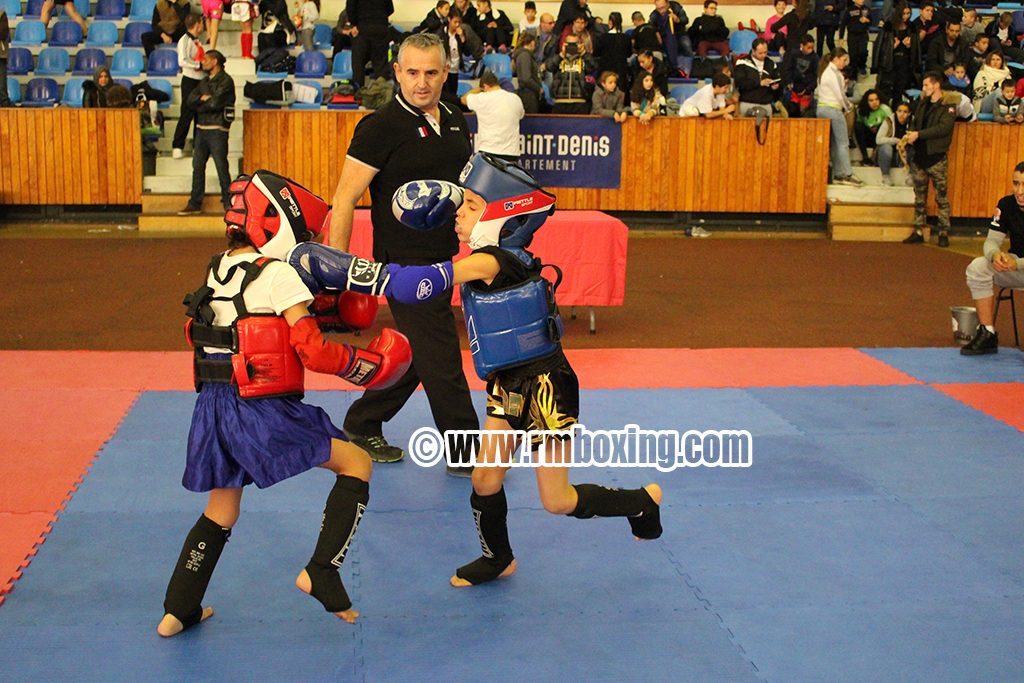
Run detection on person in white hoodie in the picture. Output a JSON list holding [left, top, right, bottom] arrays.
[[172, 14, 207, 159], [815, 47, 863, 187]]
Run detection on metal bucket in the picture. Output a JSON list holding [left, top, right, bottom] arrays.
[[950, 306, 979, 345]]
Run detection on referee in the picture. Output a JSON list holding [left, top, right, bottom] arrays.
[[328, 32, 477, 476]]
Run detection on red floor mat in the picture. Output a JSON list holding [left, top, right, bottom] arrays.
[[932, 382, 1024, 431]]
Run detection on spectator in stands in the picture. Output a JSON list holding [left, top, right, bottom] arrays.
[[873, 1, 919, 108], [294, 0, 320, 52], [595, 11, 630, 88], [473, 0, 513, 52], [735, 38, 781, 116], [633, 49, 669, 97], [960, 8, 981, 46], [0, 10, 10, 109], [555, 0, 593, 36], [904, 72, 953, 247], [946, 62, 971, 97], [179, 50, 235, 215], [630, 72, 665, 123], [812, 0, 842, 55], [547, 33, 594, 113], [974, 50, 1010, 109], [630, 11, 660, 59], [228, 0, 257, 59], [960, 163, 1024, 355], [680, 71, 735, 118], [763, 0, 788, 47], [771, 0, 812, 54], [519, 1, 539, 38], [106, 83, 133, 107], [966, 34, 989, 80], [993, 79, 1024, 123], [592, 70, 629, 122], [83, 65, 115, 107], [715, 61, 739, 107], [841, 0, 872, 77], [172, 14, 206, 160], [415, 1, 449, 36], [142, 0, 192, 58], [817, 48, 863, 186], [462, 70, 524, 161], [650, 0, 691, 74], [513, 32, 542, 112], [559, 13, 594, 55], [40, 0, 87, 32], [689, 0, 729, 57], [784, 33, 818, 117], [985, 11, 1023, 61], [854, 89, 890, 166], [452, 0, 476, 28], [875, 101, 912, 185], [442, 11, 482, 96], [926, 21, 968, 77], [331, 10, 355, 57], [913, 3, 942, 57], [535, 13, 559, 65], [347, 0, 394, 87], [257, 0, 298, 53]]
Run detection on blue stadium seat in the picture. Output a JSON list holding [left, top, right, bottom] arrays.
[[111, 47, 145, 76], [481, 52, 511, 78], [114, 77, 133, 89], [128, 0, 157, 20], [61, 76, 87, 106], [11, 20, 46, 46], [94, 0, 126, 19], [24, 0, 45, 17], [67, 0, 91, 18], [0, 0, 20, 17], [295, 50, 327, 78], [86, 21, 119, 46], [7, 47, 33, 76], [729, 29, 758, 57], [678, 55, 693, 77], [670, 84, 700, 103], [35, 47, 71, 75], [905, 88, 922, 99], [7, 76, 21, 104], [978, 112, 994, 121], [122, 22, 149, 47], [457, 80, 472, 97], [73, 47, 107, 75], [23, 77, 60, 106], [332, 50, 353, 79], [146, 47, 178, 76], [50, 20, 84, 46], [313, 23, 332, 49], [291, 80, 323, 109], [148, 77, 173, 108]]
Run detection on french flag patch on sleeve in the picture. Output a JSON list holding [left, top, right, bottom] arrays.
[[417, 126, 429, 138]]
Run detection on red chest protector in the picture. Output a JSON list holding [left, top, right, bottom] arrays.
[[183, 255, 304, 399]]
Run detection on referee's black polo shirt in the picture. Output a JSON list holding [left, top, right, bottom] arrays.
[[345, 90, 472, 264]]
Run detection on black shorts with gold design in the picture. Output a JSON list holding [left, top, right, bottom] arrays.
[[485, 355, 579, 451]]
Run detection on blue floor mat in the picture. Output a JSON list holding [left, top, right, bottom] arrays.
[[859, 346, 1024, 385]]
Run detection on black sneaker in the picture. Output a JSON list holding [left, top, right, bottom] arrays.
[[177, 205, 202, 216], [446, 464, 474, 478], [937, 232, 949, 248], [350, 435, 405, 463], [903, 230, 924, 244], [960, 325, 998, 356]]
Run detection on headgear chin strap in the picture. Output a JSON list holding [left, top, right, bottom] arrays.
[[224, 170, 329, 260], [458, 153, 556, 250]]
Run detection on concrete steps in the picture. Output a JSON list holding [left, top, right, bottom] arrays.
[[138, 193, 227, 233], [827, 192, 928, 242]]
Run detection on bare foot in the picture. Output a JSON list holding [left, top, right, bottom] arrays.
[[156, 606, 214, 637], [295, 569, 360, 624], [635, 483, 663, 541], [449, 558, 518, 587]]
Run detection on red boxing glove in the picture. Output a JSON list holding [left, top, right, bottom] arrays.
[[310, 291, 378, 333], [342, 328, 412, 390]]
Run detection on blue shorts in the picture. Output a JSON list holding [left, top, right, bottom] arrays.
[[183, 381, 345, 492]]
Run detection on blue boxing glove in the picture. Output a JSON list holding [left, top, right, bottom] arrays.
[[287, 242, 392, 296], [391, 180, 464, 231]]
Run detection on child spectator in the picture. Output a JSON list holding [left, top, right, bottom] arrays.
[[960, 8, 981, 46], [816, 48, 863, 186], [875, 102, 912, 185], [813, 0, 843, 54], [688, 0, 730, 57], [913, 3, 942, 56], [784, 33, 818, 116], [520, 1, 539, 38], [680, 72, 735, 118], [546, 33, 594, 113], [947, 62, 971, 97], [854, 88, 891, 166], [994, 79, 1024, 123], [592, 71, 629, 122], [631, 72, 666, 123], [415, 1, 450, 37], [985, 11, 1024, 62], [473, 0, 514, 52], [842, 0, 872, 76], [763, 0, 789, 46], [293, 0, 320, 52], [967, 34, 989, 80], [632, 49, 670, 97], [513, 32, 543, 113]]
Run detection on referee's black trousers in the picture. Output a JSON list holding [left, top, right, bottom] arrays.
[[344, 291, 479, 449]]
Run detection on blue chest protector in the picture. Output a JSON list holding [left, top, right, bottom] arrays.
[[460, 248, 564, 380]]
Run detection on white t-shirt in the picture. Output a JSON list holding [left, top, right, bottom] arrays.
[[202, 251, 313, 352], [519, 16, 539, 35], [466, 88, 525, 156], [681, 83, 726, 117]]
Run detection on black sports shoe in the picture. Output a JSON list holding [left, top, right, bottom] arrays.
[[446, 464, 474, 478], [960, 325, 998, 356], [177, 205, 202, 216], [350, 435, 405, 463], [937, 232, 949, 248], [903, 230, 924, 244]]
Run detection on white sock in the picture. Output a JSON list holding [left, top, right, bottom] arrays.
[[985, 325, 996, 333]]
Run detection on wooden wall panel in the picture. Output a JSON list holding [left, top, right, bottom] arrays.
[[0, 109, 142, 205], [243, 111, 832, 214]]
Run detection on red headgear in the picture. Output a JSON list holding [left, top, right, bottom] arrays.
[[224, 170, 329, 260]]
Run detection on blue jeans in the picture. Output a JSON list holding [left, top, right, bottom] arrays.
[[189, 127, 231, 210], [817, 105, 853, 179], [878, 143, 915, 176]]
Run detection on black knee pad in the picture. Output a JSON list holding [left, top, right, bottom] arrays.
[[163, 514, 230, 627]]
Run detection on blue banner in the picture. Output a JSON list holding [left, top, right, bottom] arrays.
[[465, 115, 622, 189]]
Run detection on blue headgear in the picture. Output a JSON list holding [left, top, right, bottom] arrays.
[[458, 152, 556, 250]]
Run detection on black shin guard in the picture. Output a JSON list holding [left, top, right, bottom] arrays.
[[456, 488, 515, 585], [163, 514, 230, 628], [305, 475, 369, 613], [569, 484, 663, 539]]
